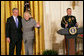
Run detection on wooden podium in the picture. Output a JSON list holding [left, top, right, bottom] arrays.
[[57, 27, 83, 55]]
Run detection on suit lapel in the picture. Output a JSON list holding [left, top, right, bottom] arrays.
[[17, 16, 20, 28], [11, 16, 18, 28]]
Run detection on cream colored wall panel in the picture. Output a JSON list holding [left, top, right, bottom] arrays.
[[43, 1, 83, 51]]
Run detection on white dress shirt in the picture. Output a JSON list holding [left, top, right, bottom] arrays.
[[13, 15, 18, 22]]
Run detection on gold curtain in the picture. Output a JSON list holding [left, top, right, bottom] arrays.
[[1, 1, 45, 55], [30, 1, 45, 55], [1, 1, 25, 55]]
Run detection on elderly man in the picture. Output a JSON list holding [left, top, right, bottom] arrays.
[[6, 8, 22, 55]]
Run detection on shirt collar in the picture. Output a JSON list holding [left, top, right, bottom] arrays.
[[13, 15, 18, 21], [13, 15, 17, 18], [67, 15, 72, 16]]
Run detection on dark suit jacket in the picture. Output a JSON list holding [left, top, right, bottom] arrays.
[[6, 16, 22, 42], [61, 15, 77, 28]]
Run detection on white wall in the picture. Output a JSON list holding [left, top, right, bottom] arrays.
[[43, 1, 83, 50]]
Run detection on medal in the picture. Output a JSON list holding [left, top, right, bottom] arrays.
[[68, 17, 71, 22], [72, 17, 74, 20]]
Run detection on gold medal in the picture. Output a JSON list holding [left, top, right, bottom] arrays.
[[68, 17, 71, 22]]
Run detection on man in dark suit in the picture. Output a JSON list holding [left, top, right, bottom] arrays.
[[61, 8, 78, 28], [6, 8, 22, 55], [61, 8, 78, 55]]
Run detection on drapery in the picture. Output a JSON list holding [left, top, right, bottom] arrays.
[[1, 1, 45, 55], [30, 1, 45, 55]]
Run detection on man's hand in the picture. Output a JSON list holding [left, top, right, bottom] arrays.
[[7, 37, 10, 43], [36, 22, 40, 27], [65, 24, 68, 28], [75, 23, 78, 27]]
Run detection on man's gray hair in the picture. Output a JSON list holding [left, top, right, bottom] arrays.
[[12, 8, 18, 12]]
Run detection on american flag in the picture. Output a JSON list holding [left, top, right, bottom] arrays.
[[24, 1, 30, 12]]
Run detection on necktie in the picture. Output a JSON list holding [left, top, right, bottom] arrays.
[[15, 17, 18, 28]]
